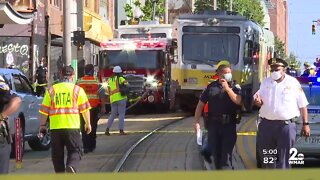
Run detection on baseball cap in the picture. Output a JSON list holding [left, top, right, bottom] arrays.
[[61, 65, 74, 76]]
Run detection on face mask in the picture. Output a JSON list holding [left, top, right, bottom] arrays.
[[271, 71, 282, 80], [223, 73, 232, 82]]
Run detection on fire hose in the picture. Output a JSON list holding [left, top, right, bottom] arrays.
[[98, 90, 151, 119]]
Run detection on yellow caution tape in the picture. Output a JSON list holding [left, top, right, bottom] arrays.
[[96, 130, 257, 135]]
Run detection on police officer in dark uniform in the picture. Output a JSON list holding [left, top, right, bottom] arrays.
[[286, 63, 298, 77], [0, 75, 21, 174], [194, 64, 242, 170], [35, 58, 48, 96]]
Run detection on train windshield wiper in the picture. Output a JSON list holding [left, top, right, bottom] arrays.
[[185, 58, 214, 67]]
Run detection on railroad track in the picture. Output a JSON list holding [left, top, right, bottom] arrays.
[[113, 115, 190, 172]]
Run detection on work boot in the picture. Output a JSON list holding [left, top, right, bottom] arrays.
[[119, 130, 127, 135], [105, 128, 110, 136], [65, 166, 76, 174]]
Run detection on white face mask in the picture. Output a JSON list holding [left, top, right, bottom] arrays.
[[223, 73, 232, 82], [271, 71, 282, 80]]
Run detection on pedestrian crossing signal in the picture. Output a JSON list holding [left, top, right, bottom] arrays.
[[312, 24, 316, 35]]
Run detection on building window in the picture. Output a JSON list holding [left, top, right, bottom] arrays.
[[85, 0, 90, 8], [94, 0, 100, 14]]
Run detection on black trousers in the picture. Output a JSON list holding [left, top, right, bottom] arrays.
[[207, 120, 237, 170], [0, 137, 10, 174], [80, 107, 99, 151], [51, 129, 82, 173]]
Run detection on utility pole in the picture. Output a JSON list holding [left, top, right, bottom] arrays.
[[213, 0, 217, 10], [44, 0, 51, 84], [63, 0, 71, 66], [229, 0, 233, 11], [165, 0, 169, 24], [152, 0, 158, 21], [77, 0, 84, 64]]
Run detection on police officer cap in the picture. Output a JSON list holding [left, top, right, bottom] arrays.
[[85, 64, 94, 74], [268, 58, 288, 67], [61, 65, 74, 76]]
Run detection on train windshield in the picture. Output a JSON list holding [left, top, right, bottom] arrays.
[[100, 50, 163, 69], [182, 34, 240, 64]]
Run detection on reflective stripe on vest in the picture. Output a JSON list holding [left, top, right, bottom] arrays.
[[107, 77, 120, 96], [48, 84, 81, 129], [77, 76, 100, 107]]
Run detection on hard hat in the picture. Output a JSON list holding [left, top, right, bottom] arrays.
[[85, 64, 94, 75], [310, 65, 316, 69], [304, 62, 310, 66], [113, 66, 122, 73], [215, 60, 230, 71]]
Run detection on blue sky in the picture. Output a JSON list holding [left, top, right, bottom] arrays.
[[288, 0, 320, 63]]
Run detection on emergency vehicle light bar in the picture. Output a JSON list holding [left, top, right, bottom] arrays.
[[296, 76, 320, 85], [100, 40, 167, 50]]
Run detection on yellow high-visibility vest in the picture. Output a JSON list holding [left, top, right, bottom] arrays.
[[107, 76, 127, 103], [39, 82, 91, 129]]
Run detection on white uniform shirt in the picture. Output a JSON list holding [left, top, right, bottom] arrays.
[[257, 74, 309, 120]]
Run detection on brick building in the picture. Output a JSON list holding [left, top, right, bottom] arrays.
[[266, 0, 288, 55]]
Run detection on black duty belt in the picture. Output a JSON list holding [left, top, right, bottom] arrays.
[[209, 114, 234, 124]]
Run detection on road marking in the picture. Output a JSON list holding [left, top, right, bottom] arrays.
[[237, 132, 256, 136]]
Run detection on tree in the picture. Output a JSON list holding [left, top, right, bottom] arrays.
[[286, 52, 301, 74], [124, 0, 165, 21], [194, 0, 265, 26], [274, 36, 286, 59]]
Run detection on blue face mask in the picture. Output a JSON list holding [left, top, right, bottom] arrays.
[[223, 73, 232, 82]]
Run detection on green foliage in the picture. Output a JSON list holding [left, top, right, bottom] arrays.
[[124, 0, 165, 21], [194, 0, 265, 26], [286, 52, 301, 72], [274, 36, 286, 59], [124, 3, 133, 19]]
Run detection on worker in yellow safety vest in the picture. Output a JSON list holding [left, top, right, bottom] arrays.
[[76, 64, 106, 153], [38, 65, 91, 173], [104, 66, 129, 136]]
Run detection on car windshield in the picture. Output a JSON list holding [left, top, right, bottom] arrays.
[[100, 50, 163, 69], [182, 34, 240, 64]]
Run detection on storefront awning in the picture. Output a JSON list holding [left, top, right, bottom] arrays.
[[0, 2, 33, 25]]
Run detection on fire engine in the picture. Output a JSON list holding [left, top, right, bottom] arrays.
[[171, 10, 275, 111], [98, 23, 175, 111]]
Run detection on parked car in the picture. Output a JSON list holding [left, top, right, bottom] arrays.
[[294, 77, 320, 159], [256, 76, 320, 168], [0, 68, 51, 157]]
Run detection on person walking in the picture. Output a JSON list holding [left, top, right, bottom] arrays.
[[104, 66, 128, 136], [35, 58, 48, 96], [254, 58, 310, 169], [77, 64, 106, 153], [194, 63, 242, 169], [0, 75, 21, 174], [39, 65, 92, 173]]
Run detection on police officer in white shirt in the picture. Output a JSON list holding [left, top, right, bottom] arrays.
[[254, 58, 310, 169]]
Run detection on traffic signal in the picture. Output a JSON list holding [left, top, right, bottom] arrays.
[[73, 31, 85, 46], [312, 24, 316, 35]]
